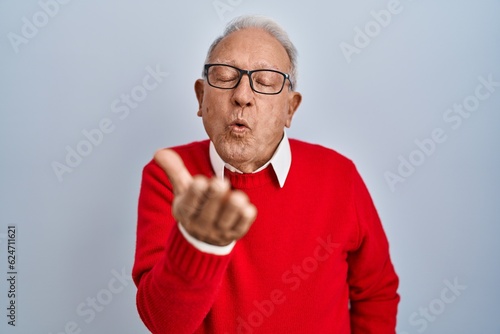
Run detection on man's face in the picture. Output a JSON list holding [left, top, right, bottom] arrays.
[[195, 28, 302, 172]]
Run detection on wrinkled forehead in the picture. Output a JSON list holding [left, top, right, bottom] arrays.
[[209, 28, 291, 72]]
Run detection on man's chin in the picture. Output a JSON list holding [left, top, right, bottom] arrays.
[[215, 140, 253, 164]]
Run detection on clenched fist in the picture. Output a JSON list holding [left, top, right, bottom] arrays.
[[154, 149, 257, 246]]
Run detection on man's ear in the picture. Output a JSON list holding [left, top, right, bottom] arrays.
[[194, 79, 205, 117], [285, 91, 302, 128]]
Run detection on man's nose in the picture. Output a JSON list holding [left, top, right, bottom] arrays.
[[231, 74, 254, 107]]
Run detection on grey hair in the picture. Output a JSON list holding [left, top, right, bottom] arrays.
[[203, 15, 298, 90]]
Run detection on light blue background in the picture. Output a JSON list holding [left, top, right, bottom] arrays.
[[1, 0, 499, 333]]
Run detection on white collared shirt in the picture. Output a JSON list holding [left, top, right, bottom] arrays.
[[178, 131, 292, 255]]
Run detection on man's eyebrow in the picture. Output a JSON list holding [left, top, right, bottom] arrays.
[[253, 62, 281, 71], [211, 59, 235, 65], [210, 59, 283, 71]]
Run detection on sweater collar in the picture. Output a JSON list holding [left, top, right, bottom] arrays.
[[209, 131, 291, 188]]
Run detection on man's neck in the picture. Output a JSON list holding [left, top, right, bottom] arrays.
[[209, 130, 292, 188]]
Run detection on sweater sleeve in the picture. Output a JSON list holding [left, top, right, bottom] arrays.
[[132, 160, 232, 334], [347, 166, 400, 334]]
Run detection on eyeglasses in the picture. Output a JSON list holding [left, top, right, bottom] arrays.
[[204, 64, 293, 95]]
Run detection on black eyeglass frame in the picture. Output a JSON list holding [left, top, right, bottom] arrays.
[[203, 63, 293, 95]]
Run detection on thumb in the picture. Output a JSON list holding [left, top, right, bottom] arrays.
[[154, 149, 193, 195]]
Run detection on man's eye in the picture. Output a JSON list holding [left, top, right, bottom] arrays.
[[218, 76, 237, 82], [215, 72, 237, 81], [255, 80, 273, 87]]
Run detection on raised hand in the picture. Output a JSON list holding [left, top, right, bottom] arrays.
[[154, 149, 257, 246]]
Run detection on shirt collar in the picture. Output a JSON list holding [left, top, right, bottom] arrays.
[[209, 131, 291, 188]]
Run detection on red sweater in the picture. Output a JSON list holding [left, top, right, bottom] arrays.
[[132, 139, 399, 334]]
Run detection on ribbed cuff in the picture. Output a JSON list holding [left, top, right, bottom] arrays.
[[165, 225, 232, 283], [178, 223, 235, 255]]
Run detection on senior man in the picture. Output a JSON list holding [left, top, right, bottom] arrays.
[[133, 15, 399, 334]]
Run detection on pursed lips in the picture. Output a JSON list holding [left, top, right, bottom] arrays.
[[229, 119, 251, 133]]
